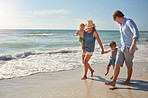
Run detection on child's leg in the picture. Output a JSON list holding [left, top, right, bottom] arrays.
[[110, 62, 115, 79], [105, 66, 110, 76]]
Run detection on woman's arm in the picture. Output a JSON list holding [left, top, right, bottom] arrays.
[[93, 31, 104, 54]]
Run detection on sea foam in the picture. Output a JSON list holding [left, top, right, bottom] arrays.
[[0, 46, 109, 80]]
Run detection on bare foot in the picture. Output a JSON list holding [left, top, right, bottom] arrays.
[[91, 70, 94, 77], [121, 80, 130, 85], [105, 81, 115, 87], [105, 72, 108, 76], [110, 76, 113, 80], [81, 76, 87, 80]]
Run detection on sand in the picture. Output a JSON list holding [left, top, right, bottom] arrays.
[[0, 45, 148, 98]]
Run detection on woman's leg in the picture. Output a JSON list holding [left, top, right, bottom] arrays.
[[82, 50, 86, 64], [86, 52, 94, 77], [81, 54, 93, 80], [81, 51, 87, 80], [87, 60, 94, 77]]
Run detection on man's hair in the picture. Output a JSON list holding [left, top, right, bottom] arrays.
[[109, 41, 116, 47], [113, 10, 124, 19]]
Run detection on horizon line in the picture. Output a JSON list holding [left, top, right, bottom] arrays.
[[0, 28, 118, 30], [0, 28, 147, 31]]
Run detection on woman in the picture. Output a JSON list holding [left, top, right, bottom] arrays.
[[81, 20, 104, 80]]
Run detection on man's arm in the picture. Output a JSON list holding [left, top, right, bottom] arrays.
[[128, 19, 140, 53], [130, 37, 138, 54]]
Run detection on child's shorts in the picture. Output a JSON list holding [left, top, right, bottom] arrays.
[[107, 59, 115, 68]]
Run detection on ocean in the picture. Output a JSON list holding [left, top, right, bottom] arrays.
[[0, 29, 148, 79]]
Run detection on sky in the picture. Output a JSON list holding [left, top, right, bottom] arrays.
[[0, 0, 148, 31]]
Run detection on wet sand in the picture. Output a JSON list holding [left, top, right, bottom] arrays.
[[0, 62, 147, 98]]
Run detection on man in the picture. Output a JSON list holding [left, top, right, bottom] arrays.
[[105, 10, 140, 87]]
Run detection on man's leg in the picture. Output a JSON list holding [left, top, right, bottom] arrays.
[[112, 64, 121, 83], [121, 46, 134, 84], [105, 64, 120, 87], [105, 50, 124, 87], [121, 66, 132, 84]]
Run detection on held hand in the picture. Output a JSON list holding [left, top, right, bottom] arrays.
[[101, 50, 104, 55], [129, 46, 135, 54]]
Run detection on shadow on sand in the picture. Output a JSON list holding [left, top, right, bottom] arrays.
[[111, 78, 148, 91], [87, 75, 148, 92]]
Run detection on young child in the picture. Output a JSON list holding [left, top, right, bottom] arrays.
[[75, 23, 85, 52], [103, 41, 118, 79]]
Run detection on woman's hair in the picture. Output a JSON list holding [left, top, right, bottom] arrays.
[[79, 23, 85, 29], [92, 27, 96, 31], [109, 41, 116, 48]]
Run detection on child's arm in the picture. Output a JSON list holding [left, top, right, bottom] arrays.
[[103, 49, 111, 54], [75, 30, 79, 36]]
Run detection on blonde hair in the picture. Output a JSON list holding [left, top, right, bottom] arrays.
[[79, 23, 85, 29]]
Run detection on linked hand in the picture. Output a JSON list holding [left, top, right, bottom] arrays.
[[101, 50, 104, 55]]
